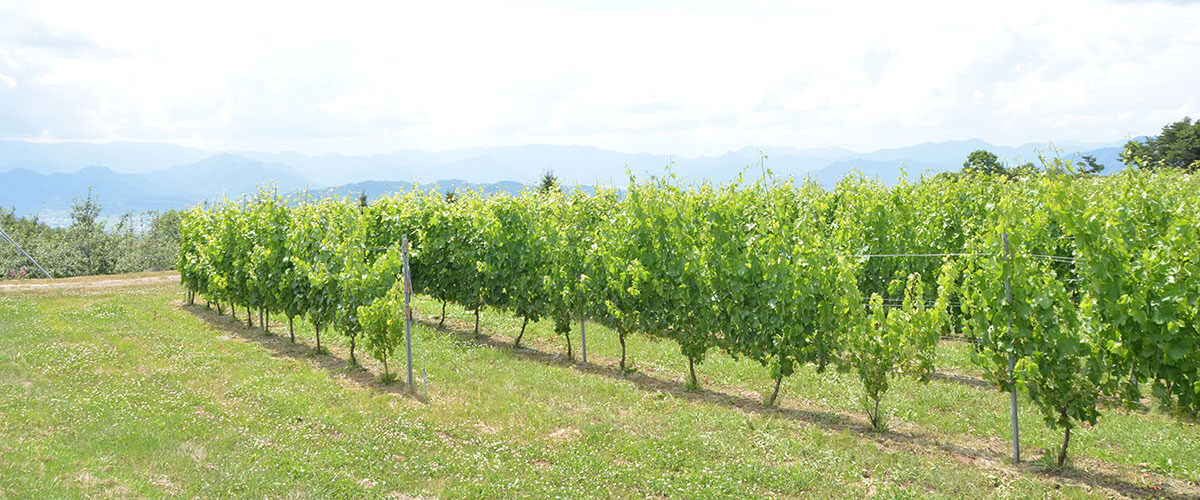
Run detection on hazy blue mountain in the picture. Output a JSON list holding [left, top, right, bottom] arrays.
[[1060, 139, 1142, 174], [242, 140, 1121, 188], [145, 154, 308, 199], [244, 145, 670, 186], [0, 140, 211, 174], [2, 137, 1131, 188], [0, 154, 308, 219], [684, 147, 861, 182], [238, 150, 488, 187], [0, 138, 1136, 224], [805, 159, 949, 188], [807, 140, 1129, 187], [1064, 146, 1124, 174], [0, 166, 193, 216], [859, 139, 1071, 167]]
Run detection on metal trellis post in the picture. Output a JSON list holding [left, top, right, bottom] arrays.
[[403, 234, 414, 390], [1003, 232, 1020, 464], [0, 225, 52, 279]]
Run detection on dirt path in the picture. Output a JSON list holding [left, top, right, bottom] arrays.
[[0, 271, 179, 293]]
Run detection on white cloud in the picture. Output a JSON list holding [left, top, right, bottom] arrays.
[[1, 0, 1199, 156]]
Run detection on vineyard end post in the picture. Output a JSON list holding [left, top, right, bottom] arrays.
[[403, 234, 415, 391], [1003, 232, 1020, 464]]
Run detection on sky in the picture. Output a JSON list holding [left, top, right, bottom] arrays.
[[1, 0, 1198, 157]]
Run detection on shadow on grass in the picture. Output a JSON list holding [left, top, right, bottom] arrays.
[[182, 303, 426, 402], [179, 302, 1194, 500], [417, 314, 1198, 500], [929, 372, 992, 388]]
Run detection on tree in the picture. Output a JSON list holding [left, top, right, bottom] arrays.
[[958, 191, 1115, 466], [962, 150, 1006, 175], [847, 271, 951, 431], [539, 170, 561, 194], [1010, 161, 1040, 176], [358, 278, 407, 383], [544, 189, 612, 361], [1121, 117, 1200, 171], [69, 187, 103, 233], [68, 187, 116, 276], [338, 236, 404, 366], [290, 201, 354, 353], [1077, 155, 1104, 175], [480, 194, 550, 348]]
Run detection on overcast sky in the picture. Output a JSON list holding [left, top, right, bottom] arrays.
[[1, 0, 1198, 156]]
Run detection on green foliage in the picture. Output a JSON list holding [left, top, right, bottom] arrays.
[[847, 271, 951, 431], [539, 169, 562, 194], [963, 150, 1006, 176], [545, 188, 613, 358], [417, 191, 489, 329], [358, 274, 408, 379], [1051, 170, 1200, 416], [704, 176, 855, 403], [959, 150, 1056, 178], [176, 167, 1200, 467], [957, 183, 1117, 465], [479, 193, 551, 329], [1078, 155, 1105, 175], [618, 176, 718, 383], [1121, 117, 1200, 171], [3, 190, 179, 280]]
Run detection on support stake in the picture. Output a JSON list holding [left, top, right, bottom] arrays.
[[0, 225, 51, 279], [1003, 232, 1020, 464], [402, 234, 414, 390]]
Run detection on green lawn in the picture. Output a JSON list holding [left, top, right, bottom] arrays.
[[0, 273, 1195, 498]]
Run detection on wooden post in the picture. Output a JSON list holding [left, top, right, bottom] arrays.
[[1003, 232, 1020, 464], [403, 234, 414, 390]]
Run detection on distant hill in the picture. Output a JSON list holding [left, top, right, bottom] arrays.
[[242, 144, 672, 187], [0, 154, 307, 219], [804, 140, 1133, 187], [0, 140, 211, 174], [146, 154, 308, 198], [1064, 146, 1125, 174], [807, 159, 949, 187], [0, 138, 1135, 223]]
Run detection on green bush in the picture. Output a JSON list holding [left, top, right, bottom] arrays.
[[1, 189, 179, 279]]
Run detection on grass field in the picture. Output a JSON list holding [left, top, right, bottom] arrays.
[[0, 272, 1196, 498]]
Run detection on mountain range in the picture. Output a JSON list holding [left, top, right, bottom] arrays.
[[0, 138, 1131, 226]]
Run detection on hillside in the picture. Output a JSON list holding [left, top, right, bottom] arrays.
[[0, 154, 307, 217], [0, 139, 1131, 221], [0, 274, 1195, 498]]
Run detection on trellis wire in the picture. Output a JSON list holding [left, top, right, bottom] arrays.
[[837, 251, 1082, 263], [840, 237, 1030, 465], [866, 299, 962, 308]]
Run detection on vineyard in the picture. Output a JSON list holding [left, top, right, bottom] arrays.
[[177, 167, 1200, 468]]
